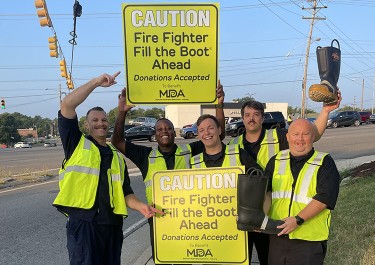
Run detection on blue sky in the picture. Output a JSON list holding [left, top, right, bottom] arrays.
[[1, 0, 375, 119]]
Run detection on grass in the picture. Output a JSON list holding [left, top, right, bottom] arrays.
[[325, 176, 375, 265], [0, 166, 57, 186]]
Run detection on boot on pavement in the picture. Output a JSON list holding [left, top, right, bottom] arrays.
[[237, 168, 284, 235], [308, 39, 341, 105]]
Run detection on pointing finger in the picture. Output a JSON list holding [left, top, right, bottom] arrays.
[[113, 71, 121, 78]]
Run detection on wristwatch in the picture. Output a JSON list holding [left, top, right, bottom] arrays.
[[295, 215, 305, 225]]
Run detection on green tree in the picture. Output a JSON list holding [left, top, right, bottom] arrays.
[[78, 116, 88, 134], [144, 107, 164, 118], [232, 95, 255, 103], [0, 113, 20, 145]]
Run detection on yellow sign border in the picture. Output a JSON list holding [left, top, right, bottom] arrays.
[[152, 166, 248, 264], [122, 3, 219, 105]]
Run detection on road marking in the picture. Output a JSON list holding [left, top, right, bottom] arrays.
[[0, 179, 59, 194], [123, 218, 148, 238]]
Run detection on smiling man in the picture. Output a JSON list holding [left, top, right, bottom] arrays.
[[111, 83, 225, 264], [53, 72, 161, 265], [228, 97, 341, 265], [264, 119, 340, 265]]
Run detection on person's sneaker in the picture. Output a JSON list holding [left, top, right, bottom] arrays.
[[309, 81, 338, 104]]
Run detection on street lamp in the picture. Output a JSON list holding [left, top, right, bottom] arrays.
[[285, 38, 321, 57]]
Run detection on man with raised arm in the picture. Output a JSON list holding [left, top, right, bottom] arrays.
[[53, 72, 161, 265], [228, 94, 341, 265], [111, 82, 225, 264]]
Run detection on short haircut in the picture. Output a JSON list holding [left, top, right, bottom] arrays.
[[196, 114, 220, 128], [240, 101, 265, 117], [86, 106, 106, 119], [155, 117, 174, 130]]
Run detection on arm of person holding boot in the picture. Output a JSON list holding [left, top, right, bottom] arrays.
[[312, 89, 342, 141], [276, 200, 327, 236]]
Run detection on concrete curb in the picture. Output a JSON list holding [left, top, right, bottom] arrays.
[[335, 155, 375, 171]]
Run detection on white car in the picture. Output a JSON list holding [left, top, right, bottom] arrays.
[[14, 142, 31, 148]]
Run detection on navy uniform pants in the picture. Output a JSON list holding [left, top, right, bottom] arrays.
[[248, 232, 269, 265], [268, 235, 327, 265], [66, 217, 123, 265]]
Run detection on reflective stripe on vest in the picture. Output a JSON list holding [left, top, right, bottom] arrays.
[[229, 129, 279, 169], [190, 144, 242, 169], [59, 165, 100, 181], [269, 150, 330, 241], [257, 129, 279, 169], [53, 136, 128, 216], [144, 144, 192, 204]]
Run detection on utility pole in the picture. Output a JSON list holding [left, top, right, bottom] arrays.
[[301, 0, 326, 118], [361, 79, 364, 111], [59, 84, 62, 103]]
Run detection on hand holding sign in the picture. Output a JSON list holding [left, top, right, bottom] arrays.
[[118, 88, 135, 112]]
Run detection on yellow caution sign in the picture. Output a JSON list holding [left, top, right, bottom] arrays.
[[152, 167, 249, 264], [122, 3, 219, 104]]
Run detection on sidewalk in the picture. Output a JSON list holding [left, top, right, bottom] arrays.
[[128, 155, 375, 265], [334, 154, 375, 171]]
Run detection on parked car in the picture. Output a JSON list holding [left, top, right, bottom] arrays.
[[326, 111, 361, 128], [44, 142, 57, 147], [106, 125, 135, 141], [369, 114, 375, 124], [306, 117, 317, 123], [130, 117, 157, 127], [180, 123, 198, 139], [125, 126, 156, 142], [358, 111, 372, 124], [14, 142, 31, 148], [225, 111, 286, 137]]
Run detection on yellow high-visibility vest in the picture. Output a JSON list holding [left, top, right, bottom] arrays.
[[190, 144, 242, 168], [229, 129, 279, 169], [144, 144, 191, 204], [268, 150, 331, 241], [53, 136, 128, 216]]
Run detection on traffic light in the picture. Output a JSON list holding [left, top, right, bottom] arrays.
[[66, 75, 74, 90], [48, 36, 58, 58], [1, 98, 5, 109], [34, 0, 52, 27], [59, 59, 67, 77]]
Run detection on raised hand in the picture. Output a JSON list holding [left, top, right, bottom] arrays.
[[118, 88, 135, 112], [97, 71, 121, 87]]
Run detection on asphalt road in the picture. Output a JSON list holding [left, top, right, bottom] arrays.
[[0, 171, 148, 265], [1, 124, 374, 264], [1, 124, 375, 175]]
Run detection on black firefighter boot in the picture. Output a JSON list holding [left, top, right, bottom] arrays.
[[237, 168, 284, 235], [308, 39, 341, 105]]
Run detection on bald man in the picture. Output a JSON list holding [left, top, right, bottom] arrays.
[[264, 119, 340, 265]]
